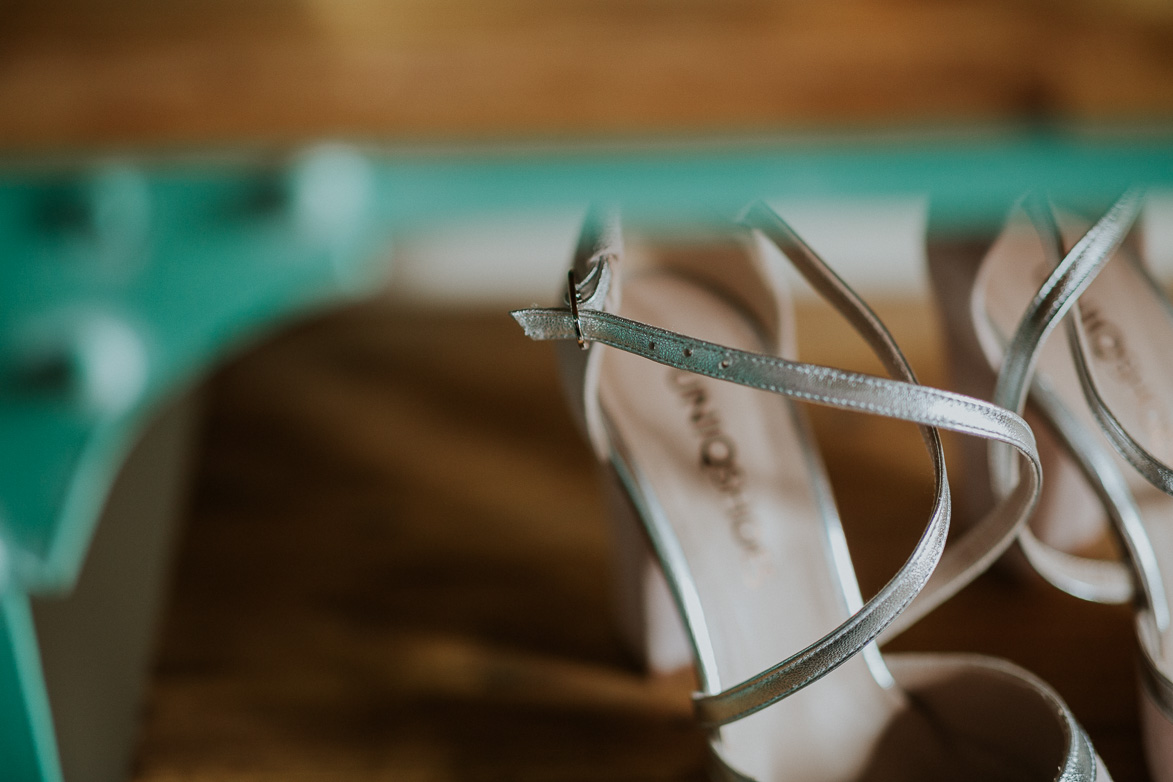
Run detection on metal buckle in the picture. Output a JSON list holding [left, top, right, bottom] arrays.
[[567, 269, 587, 350]]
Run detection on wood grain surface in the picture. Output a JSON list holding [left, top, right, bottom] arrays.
[[4, 0, 1173, 151], [5, 2, 1161, 777], [132, 295, 1147, 781]]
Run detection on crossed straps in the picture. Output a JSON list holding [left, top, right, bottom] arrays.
[[981, 189, 1170, 633], [513, 202, 1044, 727]]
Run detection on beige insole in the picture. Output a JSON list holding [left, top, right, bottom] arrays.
[[597, 270, 1015, 781], [981, 216, 1173, 684]]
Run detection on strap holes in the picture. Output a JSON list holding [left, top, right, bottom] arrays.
[[683, 348, 693, 358], [648, 340, 656, 351], [719, 357, 731, 369]]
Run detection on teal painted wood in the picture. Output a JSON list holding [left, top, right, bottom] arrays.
[[0, 593, 60, 782], [0, 145, 393, 780], [361, 126, 1173, 231], [1, 126, 1171, 779], [0, 146, 390, 594]]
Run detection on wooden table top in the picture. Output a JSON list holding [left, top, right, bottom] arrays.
[[4, 0, 1173, 151], [132, 295, 1147, 781]]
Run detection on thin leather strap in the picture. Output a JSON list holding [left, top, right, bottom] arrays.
[[986, 190, 1169, 630], [512, 306, 1040, 725], [746, 204, 1043, 642], [1073, 345, 1173, 496], [743, 203, 921, 387], [512, 212, 1042, 727], [515, 206, 1095, 781], [514, 309, 1036, 448], [1065, 254, 1173, 634], [990, 190, 1144, 487], [990, 192, 1142, 419], [1068, 329, 1173, 629]]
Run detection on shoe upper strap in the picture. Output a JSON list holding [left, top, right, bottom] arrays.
[[983, 190, 1169, 634], [512, 203, 1043, 727]]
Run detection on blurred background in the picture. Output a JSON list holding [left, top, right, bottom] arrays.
[[6, 0, 1173, 296], [7, 0, 1173, 145], [3, 2, 1173, 781]]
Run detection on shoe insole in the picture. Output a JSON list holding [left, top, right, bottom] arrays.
[[597, 269, 966, 781], [981, 215, 1173, 687]]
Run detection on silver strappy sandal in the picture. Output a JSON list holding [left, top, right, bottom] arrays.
[[512, 202, 1110, 781], [932, 189, 1173, 782]]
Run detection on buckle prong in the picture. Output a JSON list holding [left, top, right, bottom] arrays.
[[568, 269, 587, 350]]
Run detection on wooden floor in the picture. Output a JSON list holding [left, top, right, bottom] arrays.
[[131, 295, 1146, 781]]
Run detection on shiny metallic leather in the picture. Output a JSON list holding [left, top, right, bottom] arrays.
[[512, 202, 1101, 780], [980, 191, 1173, 739], [962, 189, 1173, 759], [978, 190, 1170, 619]]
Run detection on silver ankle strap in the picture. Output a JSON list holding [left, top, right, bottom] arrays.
[[513, 203, 1043, 727]]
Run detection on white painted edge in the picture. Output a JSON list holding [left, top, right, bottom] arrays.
[[386, 192, 1173, 305]]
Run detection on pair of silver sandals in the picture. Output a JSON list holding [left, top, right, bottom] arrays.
[[511, 191, 1169, 782]]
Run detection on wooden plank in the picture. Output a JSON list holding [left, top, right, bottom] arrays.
[[133, 296, 1148, 781], [3, 1, 1173, 150]]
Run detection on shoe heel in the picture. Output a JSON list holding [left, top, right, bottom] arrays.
[[603, 466, 693, 675], [1141, 676, 1173, 782]]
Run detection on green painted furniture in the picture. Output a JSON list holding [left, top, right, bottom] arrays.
[[0, 145, 392, 781], [3, 126, 1173, 780]]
